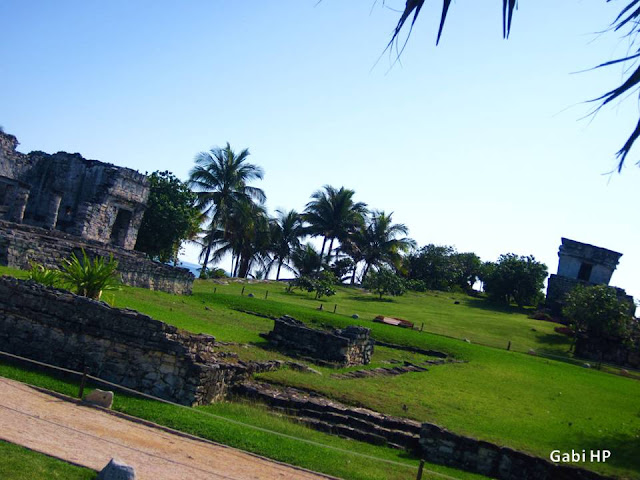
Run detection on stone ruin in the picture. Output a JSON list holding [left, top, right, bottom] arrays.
[[545, 238, 635, 316], [0, 130, 193, 294], [262, 316, 374, 366], [0, 276, 245, 405]]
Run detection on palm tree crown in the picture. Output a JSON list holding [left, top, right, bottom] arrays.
[[269, 209, 305, 280], [304, 185, 368, 265], [188, 143, 265, 276], [351, 210, 415, 283]]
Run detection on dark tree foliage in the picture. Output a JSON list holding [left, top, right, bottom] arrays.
[[481, 254, 548, 307], [386, 0, 640, 170], [404, 245, 481, 292], [135, 171, 200, 263], [564, 284, 634, 341], [363, 267, 407, 300]]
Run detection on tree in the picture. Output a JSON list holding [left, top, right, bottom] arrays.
[[451, 252, 483, 293], [269, 209, 305, 280], [564, 284, 634, 341], [350, 210, 414, 283], [384, 1, 640, 171], [304, 185, 368, 266], [188, 144, 265, 277], [201, 199, 271, 278], [481, 254, 548, 307], [290, 243, 323, 277], [405, 244, 458, 291], [363, 267, 407, 300], [135, 171, 201, 264]]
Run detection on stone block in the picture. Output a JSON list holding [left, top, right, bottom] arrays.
[[97, 458, 136, 480], [84, 389, 114, 409]]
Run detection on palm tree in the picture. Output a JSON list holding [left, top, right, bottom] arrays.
[[188, 143, 265, 276], [386, 1, 640, 171], [269, 209, 305, 280], [351, 211, 415, 283], [290, 243, 323, 278], [201, 200, 271, 278], [303, 186, 368, 267]]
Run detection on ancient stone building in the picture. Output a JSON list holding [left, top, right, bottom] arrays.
[[0, 130, 194, 294], [546, 238, 635, 315], [0, 130, 148, 248]]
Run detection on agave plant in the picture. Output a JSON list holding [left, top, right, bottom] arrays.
[[27, 262, 60, 287], [59, 250, 121, 300]]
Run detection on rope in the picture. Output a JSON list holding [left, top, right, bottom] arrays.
[[0, 350, 465, 479]]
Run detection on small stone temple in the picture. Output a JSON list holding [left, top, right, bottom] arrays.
[[546, 238, 635, 315], [0, 130, 194, 294]]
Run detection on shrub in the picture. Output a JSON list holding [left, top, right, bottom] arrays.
[[405, 279, 427, 292], [289, 272, 337, 299], [481, 254, 547, 307], [363, 267, 407, 300], [27, 262, 60, 287], [59, 250, 121, 300], [564, 284, 633, 342]]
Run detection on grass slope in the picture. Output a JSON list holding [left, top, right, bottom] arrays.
[[0, 440, 96, 480], [0, 362, 485, 480], [1, 268, 638, 478]]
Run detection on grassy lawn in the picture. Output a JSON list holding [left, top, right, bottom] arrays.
[[0, 440, 96, 480], [0, 361, 485, 480], [1, 267, 638, 478]]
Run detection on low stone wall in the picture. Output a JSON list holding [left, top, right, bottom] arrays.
[[262, 316, 374, 366], [234, 382, 422, 451], [0, 220, 194, 295], [0, 276, 245, 405], [419, 424, 611, 480], [575, 332, 640, 370]]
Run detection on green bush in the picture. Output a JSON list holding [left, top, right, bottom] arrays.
[[59, 250, 121, 300], [564, 284, 634, 342], [27, 262, 60, 287], [363, 267, 407, 300]]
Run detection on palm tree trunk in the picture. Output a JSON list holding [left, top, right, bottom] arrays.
[[200, 241, 212, 278], [276, 260, 283, 281], [361, 262, 371, 283], [351, 264, 358, 284], [318, 237, 328, 272], [327, 238, 335, 263]]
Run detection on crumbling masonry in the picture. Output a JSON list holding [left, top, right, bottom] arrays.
[[0, 130, 193, 294]]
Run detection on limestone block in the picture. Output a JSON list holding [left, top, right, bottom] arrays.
[[84, 389, 114, 408], [97, 458, 136, 480]]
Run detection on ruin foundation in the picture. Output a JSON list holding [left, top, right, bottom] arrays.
[[0, 277, 245, 405], [262, 316, 374, 366]]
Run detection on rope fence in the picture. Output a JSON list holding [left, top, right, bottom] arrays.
[[0, 349, 462, 480]]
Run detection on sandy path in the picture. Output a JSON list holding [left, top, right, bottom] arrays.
[[0, 377, 334, 480]]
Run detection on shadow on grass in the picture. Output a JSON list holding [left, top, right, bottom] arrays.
[[347, 296, 394, 303], [573, 431, 640, 475], [464, 298, 530, 315]]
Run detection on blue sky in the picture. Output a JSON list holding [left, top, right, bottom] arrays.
[[1, 1, 639, 301]]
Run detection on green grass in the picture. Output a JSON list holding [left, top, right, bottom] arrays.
[[0, 440, 96, 480], [0, 361, 485, 480], [2, 267, 638, 478]]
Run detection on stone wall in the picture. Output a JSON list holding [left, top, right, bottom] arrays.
[[262, 316, 374, 366], [0, 130, 148, 250], [0, 220, 194, 295], [235, 382, 421, 451], [419, 424, 611, 480], [575, 331, 640, 369], [235, 382, 610, 480], [0, 276, 245, 405]]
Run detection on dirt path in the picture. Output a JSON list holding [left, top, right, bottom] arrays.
[[0, 377, 334, 480]]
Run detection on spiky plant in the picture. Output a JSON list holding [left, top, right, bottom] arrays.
[[27, 262, 60, 287], [59, 250, 121, 300]]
